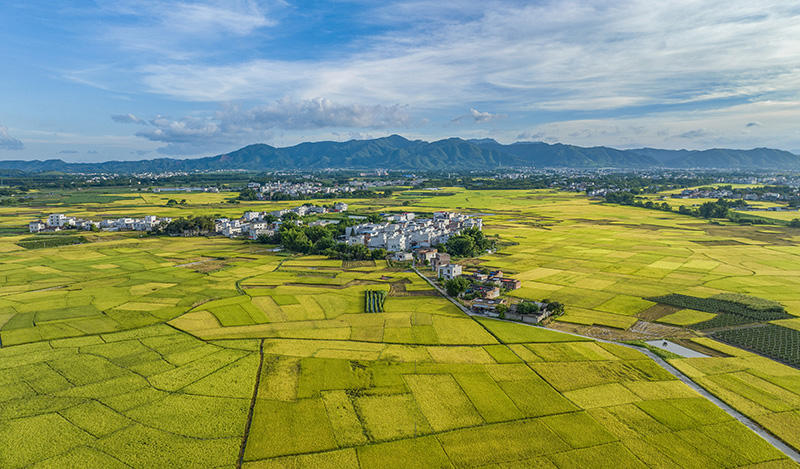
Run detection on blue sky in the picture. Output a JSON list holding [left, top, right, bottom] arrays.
[[2, 0, 800, 162]]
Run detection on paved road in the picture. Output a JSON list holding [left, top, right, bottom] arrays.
[[638, 348, 800, 463], [645, 339, 710, 358], [412, 265, 800, 463]]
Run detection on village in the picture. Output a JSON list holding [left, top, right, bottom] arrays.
[[28, 202, 349, 238], [27, 207, 557, 323]]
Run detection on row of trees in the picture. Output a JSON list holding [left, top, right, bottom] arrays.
[[236, 188, 394, 202], [604, 191, 672, 212], [605, 192, 765, 222]]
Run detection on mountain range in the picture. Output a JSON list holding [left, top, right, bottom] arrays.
[[1, 135, 798, 173]]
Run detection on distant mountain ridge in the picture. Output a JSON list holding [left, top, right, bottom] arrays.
[[1, 135, 798, 173]]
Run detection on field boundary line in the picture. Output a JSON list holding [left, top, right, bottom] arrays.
[[637, 347, 800, 463], [464, 310, 800, 463], [237, 338, 266, 469]]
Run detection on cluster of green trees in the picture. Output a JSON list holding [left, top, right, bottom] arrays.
[[165, 199, 187, 206], [444, 276, 472, 296], [498, 299, 563, 316], [256, 220, 386, 261], [152, 215, 215, 234], [443, 227, 494, 257], [675, 198, 747, 219]]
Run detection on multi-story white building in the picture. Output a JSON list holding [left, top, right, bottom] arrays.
[[342, 212, 481, 252], [437, 264, 462, 280]]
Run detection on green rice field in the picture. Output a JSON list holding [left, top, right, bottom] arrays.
[[1, 187, 799, 467]]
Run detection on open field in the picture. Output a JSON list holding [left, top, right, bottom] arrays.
[[670, 339, 800, 453], [1, 188, 800, 466]]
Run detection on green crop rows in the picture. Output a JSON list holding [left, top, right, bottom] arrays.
[[648, 293, 791, 330], [365, 290, 387, 313], [713, 325, 800, 367], [16, 235, 89, 250]]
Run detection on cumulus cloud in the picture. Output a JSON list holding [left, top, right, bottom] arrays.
[[112, 113, 148, 125], [121, 98, 412, 154], [218, 98, 412, 131], [452, 109, 506, 124], [0, 126, 23, 150]]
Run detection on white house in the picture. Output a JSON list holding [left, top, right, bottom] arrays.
[[47, 214, 67, 227], [29, 220, 45, 233], [386, 235, 407, 252], [391, 252, 413, 261], [243, 211, 262, 221], [437, 263, 462, 280], [334, 202, 348, 212], [222, 225, 242, 237], [346, 235, 365, 245]]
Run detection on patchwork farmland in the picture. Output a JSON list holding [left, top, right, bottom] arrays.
[[1, 187, 800, 467]]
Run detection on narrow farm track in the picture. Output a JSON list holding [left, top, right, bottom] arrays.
[[414, 265, 800, 463], [238, 338, 266, 469]]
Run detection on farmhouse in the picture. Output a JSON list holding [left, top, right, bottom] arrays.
[[500, 278, 521, 290], [471, 284, 500, 299], [28, 220, 45, 233], [431, 253, 451, 271], [391, 252, 413, 262], [415, 248, 438, 263], [472, 298, 505, 313], [437, 263, 462, 280]]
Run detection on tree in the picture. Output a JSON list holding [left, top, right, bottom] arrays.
[[444, 276, 471, 297], [496, 304, 508, 314], [313, 236, 336, 252], [366, 213, 383, 223], [371, 248, 387, 260], [790, 218, 800, 228], [516, 301, 540, 315], [237, 188, 258, 201], [166, 199, 178, 206], [546, 301, 564, 315], [282, 212, 300, 222], [445, 235, 476, 257]]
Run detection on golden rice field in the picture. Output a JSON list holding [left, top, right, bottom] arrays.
[[1, 187, 800, 467]]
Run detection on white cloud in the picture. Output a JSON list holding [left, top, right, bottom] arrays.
[[98, 0, 275, 59], [0, 127, 24, 150], [126, 98, 413, 154], [452, 109, 506, 124], [508, 100, 800, 150], [218, 98, 412, 131], [130, 0, 800, 115]]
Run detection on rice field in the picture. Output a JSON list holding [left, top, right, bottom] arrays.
[[1, 187, 799, 466]]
